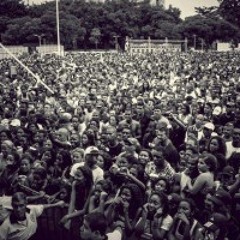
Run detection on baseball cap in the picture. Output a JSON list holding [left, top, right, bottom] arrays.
[[9, 119, 21, 127], [212, 106, 222, 116], [84, 146, 99, 156], [124, 138, 139, 146], [208, 213, 228, 228], [209, 189, 232, 206], [221, 166, 235, 177], [204, 122, 215, 131]]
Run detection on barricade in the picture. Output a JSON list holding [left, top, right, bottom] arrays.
[[34, 207, 81, 240]]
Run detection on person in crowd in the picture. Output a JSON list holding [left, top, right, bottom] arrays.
[[134, 191, 173, 240], [168, 198, 202, 240], [0, 192, 65, 240], [1, 50, 240, 239]]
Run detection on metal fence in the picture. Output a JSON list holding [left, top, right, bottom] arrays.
[[34, 207, 81, 240]]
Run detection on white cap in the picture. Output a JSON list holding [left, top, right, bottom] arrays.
[[10, 119, 21, 127], [212, 106, 222, 116], [84, 146, 99, 157], [204, 122, 215, 131]]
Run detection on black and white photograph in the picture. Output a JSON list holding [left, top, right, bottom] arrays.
[[0, 0, 240, 239]]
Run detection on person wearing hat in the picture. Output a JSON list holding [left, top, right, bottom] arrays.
[[216, 166, 235, 191], [70, 146, 104, 184], [204, 188, 240, 240], [199, 122, 216, 153], [200, 212, 229, 240]]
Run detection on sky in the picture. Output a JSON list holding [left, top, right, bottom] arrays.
[[27, 0, 220, 19], [166, 0, 219, 19]]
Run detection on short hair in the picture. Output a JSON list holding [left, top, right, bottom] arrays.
[[202, 153, 217, 172], [84, 212, 107, 236], [12, 192, 27, 204]]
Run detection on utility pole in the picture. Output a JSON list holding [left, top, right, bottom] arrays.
[[113, 35, 120, 52], [193, 34, 197, 50], [34, 34, 45, 47], [56, 0, 61, 56]]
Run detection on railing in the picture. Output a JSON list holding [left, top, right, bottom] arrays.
[[33, 207, 81, 240]]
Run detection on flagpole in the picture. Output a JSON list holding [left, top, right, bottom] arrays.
[[56, 0, 61, 56]]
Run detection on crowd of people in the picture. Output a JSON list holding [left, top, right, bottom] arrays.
[[0, 50, 240, 240]]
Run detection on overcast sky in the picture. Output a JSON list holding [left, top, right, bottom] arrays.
[[166, 0, 219, 18], [28, 0, 219, 19]]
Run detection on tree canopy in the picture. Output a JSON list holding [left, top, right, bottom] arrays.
[[0, 0, 239, 49]]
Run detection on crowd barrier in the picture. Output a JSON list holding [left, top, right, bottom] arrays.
[[33, 207, 81, 240], [0, 46, 28, 60]]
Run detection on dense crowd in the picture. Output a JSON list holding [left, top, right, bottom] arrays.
[[0, 50, 240, 240]]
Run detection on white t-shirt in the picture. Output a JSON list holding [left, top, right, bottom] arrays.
[[107, 229, 122, 240], [0, 205, 44, 240]]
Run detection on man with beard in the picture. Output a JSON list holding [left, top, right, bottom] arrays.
[[0, 192, 64, 240]]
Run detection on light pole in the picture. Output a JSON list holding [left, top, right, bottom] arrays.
[[113, 35, 120, 52], [193, 34, 197, 50], [200, 38, 204, 52], [56, 0, 61, 56], [34, 34, 45, 47]]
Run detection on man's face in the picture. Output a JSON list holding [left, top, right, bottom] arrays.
[[233, 128, 240, 145], [156, 129, 167, 142], [222, 125, 233, 139], [12, 198, 27, 221], [124, 110, 132, 122], [85, 154, 98, 168], [153, 108, 162, 120], [70, 133, 80, 148], [106, 127, 116, 143], [152, 151, 164, 167], [136, 105, 144, 115], [186, 153, 198, 173]]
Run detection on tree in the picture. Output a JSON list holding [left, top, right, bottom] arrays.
[[218, 0, 240, 27], [176, 14, 240, 48], [0, 0, 26, 18], [89, 28, 101, 49]]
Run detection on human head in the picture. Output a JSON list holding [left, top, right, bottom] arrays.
[[208, 136, 226, 156], [153, 176, 169, 194], [80, 212, 108, 240], [11, 192, 27, 221], [232, 126, 240, 147], [198, 153, 217, 173], [155, 121, 169, 143], [138, 149, 152, 166], [84, 146, 99, 168], [185, 146, 199, 174], [148, 191, 169, 217], [151, 149, 165, 168], [71, 148, 84, 164], [177, 198, 196, 219]]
